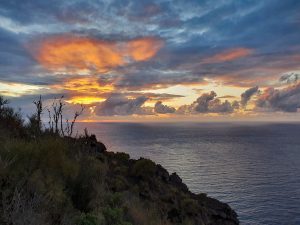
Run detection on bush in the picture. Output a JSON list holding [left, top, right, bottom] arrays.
[[76, 213, 102, 225], [114, 152, 130, 162], [110, 176, 129, 191], [103, 207, 132, 225], [0, 102, 25, 137], [101, 193, 132, 225], [182, 197, 199, 215], [130, 158, 157, 179]]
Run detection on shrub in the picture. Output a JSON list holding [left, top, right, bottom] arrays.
[[102, 207, 132, 225], [101, 193, 132, 225], [130, 158, 157, 179], [76, 213, 102, 225], [114, 152, 130, 162], [182, 197, 199, 215], [0, 103, 25, 137], [110, 176, 129, 192]]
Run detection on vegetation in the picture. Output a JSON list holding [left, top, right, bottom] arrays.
[[0, 96, 239, 225]]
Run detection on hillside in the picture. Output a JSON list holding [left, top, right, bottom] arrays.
[[0, 97, 239, 225]]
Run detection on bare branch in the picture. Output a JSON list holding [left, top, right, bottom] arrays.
[[69, 104, 85, 137]]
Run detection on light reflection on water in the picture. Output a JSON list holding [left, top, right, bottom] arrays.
[[76, 122, 300, 225]]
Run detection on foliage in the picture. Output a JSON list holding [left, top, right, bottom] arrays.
[[114, 152, 130, 162], [76, 213, 103, 225], [130, 158, 157, 179]]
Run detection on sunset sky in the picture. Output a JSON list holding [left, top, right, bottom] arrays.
[[1, 0, 300, 121]]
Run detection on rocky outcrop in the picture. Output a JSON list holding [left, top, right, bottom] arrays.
[[104, 151, 239, 225]]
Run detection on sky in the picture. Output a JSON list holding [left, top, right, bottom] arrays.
[[1, 0, 300, 122]]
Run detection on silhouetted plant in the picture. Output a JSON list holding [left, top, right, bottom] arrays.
[[41, 96, 85, 137], [0, 96, 9, 113], [26, 96, 44, 137], [0, 97, 24, 137], [33, 96, 43, 131], [51, 96, 65, 135], [66, 104, 85, 137]]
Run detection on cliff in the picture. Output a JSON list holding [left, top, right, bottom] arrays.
[[0, 96, 239, 225], [0, 131, 238, 225]]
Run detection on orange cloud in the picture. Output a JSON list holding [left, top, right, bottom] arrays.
[[203, 48, 253, 63], [52, 77, 114, 104], [55, 77, 114, 93], [35, 36, 124, 73], [127, 37, 164, 61], [66, 96, 106, 104], [32, 35, 163, 73]]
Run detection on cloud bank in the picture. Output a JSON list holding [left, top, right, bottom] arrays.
[[256, 83, 300, 112]]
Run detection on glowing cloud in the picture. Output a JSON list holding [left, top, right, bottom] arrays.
[[66, 96, 106, 104], [52, 77, 114, 104], [127, 37, 164, 61], [55, 77, 114, 93], [203, 48, 253, 63], [32, 35, 163, 73], [35, 36, 124, 73]]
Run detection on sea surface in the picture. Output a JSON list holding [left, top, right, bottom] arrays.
[[77, 122, 300, 225]]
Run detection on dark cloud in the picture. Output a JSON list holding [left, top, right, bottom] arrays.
[[154, 101, 175, 114], [177, 91, 238, 114], [241, 86, 259, 107], [114, 68, 206, 90], [0, 0, 61, 25], [193, 91, 217, 113], [95, 94, 151, 116], [0, 28, 38, 81], [256, 83, 300, 112], [208, 99, 238, 113], [128, 92, 184, 101], [119, 2, 161, 21], [218, 95, 236, 99], [279, 72, 300, 84]]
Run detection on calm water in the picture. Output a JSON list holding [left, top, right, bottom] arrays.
[[77, 122, 300, 225]]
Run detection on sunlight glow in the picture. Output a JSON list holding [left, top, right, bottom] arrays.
[[33, 35, 163, 73], [52, 77, 113, 104]]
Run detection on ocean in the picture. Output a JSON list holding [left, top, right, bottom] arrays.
[[76, 122, 300, 225]]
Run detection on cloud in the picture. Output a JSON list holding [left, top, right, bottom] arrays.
[[125, 92, 184, 101], [177, 91, 238, 114], [95, 94, 151, 116], [218, 95, 236, 99], [33, 35, 124, 73], [279, 72, 300, 84], [193, 91, 217, 112], [49, 75, 185, 105], [203, 48, 253, 63], [209, 99, 239, 113], [241, 86, 259, 106], [256, 83, 300, 112], [127, 37, 164, 61], [51, 76, 114, 104], [31, 35, 163, 73], [2, 0, 300, 118], [115, 68, 207, 90], [119, 1, 162, 21], [0, 81, 45, 97], [154, 101, 175, 114]]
